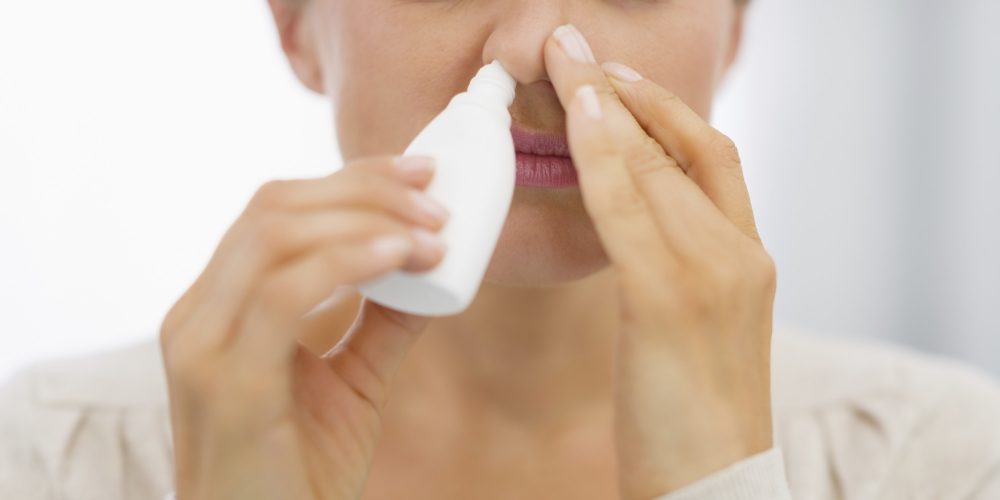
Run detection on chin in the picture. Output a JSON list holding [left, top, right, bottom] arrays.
[[481, 187, 610, 287]]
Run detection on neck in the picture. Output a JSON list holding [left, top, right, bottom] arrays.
[[392, 266, 619, 434]]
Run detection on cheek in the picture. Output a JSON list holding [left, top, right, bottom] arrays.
[[322, 0, 728, 158], [613, 21, 725, 119], [324, 3, 489, 160]]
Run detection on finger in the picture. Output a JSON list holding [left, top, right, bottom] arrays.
[[180, 209, 442, 353], [601, 62, 761, 242], [194, 175, 448, 331], [298, 285, 363, 354], [245, 166, 449, 231], [231, 232, 438, 366], [543, 24, 717, 267], [320, 299, 431, 413], [561, 86, 681, 281], [540, 25, 676, 277], [341, 154, 437, 188], [244, 155, 435, 216]]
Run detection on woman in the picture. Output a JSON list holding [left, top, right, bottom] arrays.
[[2, 0, 999, 498]]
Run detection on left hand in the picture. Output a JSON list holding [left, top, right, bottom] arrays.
[[543, 25, 778, 499]]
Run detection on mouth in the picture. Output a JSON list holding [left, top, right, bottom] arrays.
[[510, 125, 579, 188]]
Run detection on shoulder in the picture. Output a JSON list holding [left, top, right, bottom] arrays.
[[0, 337, 174, 500], [773, 326, 1000, 500]]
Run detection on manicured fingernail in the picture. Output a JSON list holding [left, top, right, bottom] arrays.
[[601, 62, 643, 82], [371, 235, 414, 258], [553, 24, 596, 63], [410, 191, 450, 224], [395, 155, 435, 176], [576, 85, 602, 120]]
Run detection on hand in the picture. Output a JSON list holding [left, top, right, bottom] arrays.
[[544, 25, 777, 499], [159, 155, 449, 500]]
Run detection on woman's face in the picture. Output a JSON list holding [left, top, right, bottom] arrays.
[[283, 0, 744, 286]]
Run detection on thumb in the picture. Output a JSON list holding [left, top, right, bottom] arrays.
[[323, 299, 431, 410]]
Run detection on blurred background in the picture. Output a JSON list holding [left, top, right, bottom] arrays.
[[1, 0, 998, 382]]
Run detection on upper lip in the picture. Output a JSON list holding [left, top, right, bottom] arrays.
[[510, 125, 570, 157]]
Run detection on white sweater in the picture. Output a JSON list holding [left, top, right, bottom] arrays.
[[2, 327, 999, 500]]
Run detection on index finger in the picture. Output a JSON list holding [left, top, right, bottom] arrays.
[[601, 62, 761, 242], [543, 24, 731, 266], [541, 26, 678, 276]]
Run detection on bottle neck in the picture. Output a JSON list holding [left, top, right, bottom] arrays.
[[448, 93, 512, 128], [467, 78, 515, 107]]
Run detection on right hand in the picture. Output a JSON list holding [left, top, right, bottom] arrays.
[[158, 155, 449, 500]]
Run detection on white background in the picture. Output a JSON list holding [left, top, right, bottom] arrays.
[[2, 0, 998, 382]]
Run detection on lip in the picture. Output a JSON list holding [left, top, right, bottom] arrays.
[[510, 126, 578, 188]]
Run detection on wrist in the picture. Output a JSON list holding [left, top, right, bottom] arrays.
[[617, 412, 773, 500]]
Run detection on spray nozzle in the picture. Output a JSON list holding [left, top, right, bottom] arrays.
[[466, 60, 516, 107]]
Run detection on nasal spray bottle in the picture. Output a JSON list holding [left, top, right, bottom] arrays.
[[356, 60, 516, 316]]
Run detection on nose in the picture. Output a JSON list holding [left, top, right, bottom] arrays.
[[481, 2, 575, 86]]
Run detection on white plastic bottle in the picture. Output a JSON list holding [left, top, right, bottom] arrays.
[[356, 60, 517, 316]]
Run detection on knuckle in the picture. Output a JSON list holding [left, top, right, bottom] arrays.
[[162, 341, 215, 389], [701, 243, 777, 297], [595, 183, 648, 223], [159, 301, 186, 347], [250, 214, 294, 256], [650, 87, 682, 111], [625, 135, 670, 180], [747, 246, 778, 293], [249, 179, 292, 211], [158, 293, 227, 393], [710, 132, 742, 167]]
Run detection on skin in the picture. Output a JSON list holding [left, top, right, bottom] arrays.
[[159, 1, 774, 499]]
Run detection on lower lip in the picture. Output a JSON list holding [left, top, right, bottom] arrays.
[[514, 152, 579, 188]]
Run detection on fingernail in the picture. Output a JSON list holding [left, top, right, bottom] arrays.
[[576, 85, 602, 120], [371, 235, 414, 258], [410, 191, 450, 224], [601, 62, 643, 82], [395, 155, 435, 176], [553, 24, 596, 63]]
